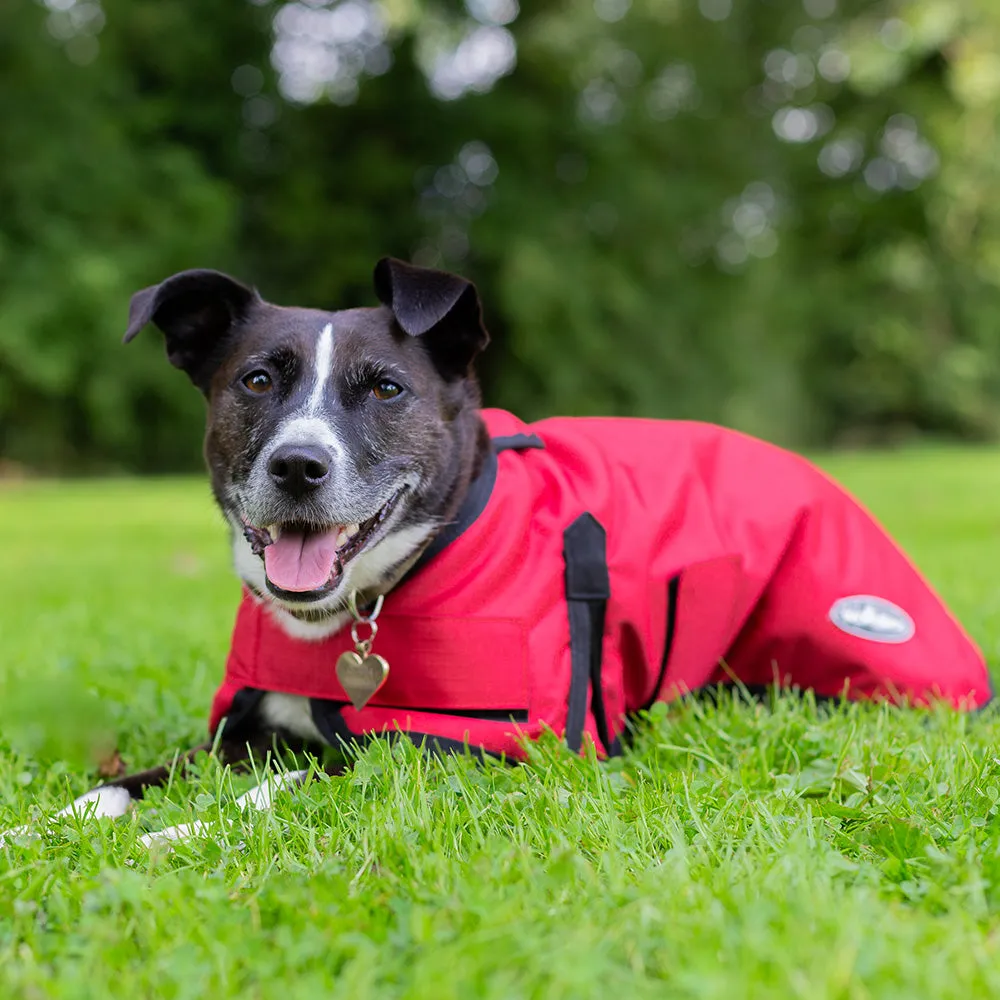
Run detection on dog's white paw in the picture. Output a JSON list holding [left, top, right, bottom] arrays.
[[0, 784, 133, 847], [235, 768, 310, 811], [0, 823, 32, 847], [59, 785, 133, 820], [138, 769, 311, 849], [139, 819, 217, 847]]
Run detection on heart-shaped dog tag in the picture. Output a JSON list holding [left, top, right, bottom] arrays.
[[336, 651, 390, 710]]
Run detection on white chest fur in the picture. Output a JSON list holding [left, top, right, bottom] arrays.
[[258, 691, 328, 744]]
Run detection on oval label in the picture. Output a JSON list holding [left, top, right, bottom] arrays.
[[829, 595, 914, 644]]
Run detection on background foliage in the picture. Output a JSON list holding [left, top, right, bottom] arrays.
[[3, 0, 1000, 471]]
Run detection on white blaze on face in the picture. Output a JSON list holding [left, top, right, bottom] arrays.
[[307, 322, 334, 414], [255, 320, 345, 467]]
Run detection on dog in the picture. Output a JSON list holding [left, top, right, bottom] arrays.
[[4, 258, 992, 846]]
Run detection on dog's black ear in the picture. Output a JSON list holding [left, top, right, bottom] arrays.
[[123, 269, 259, 391], [373, 257, 489, 376]]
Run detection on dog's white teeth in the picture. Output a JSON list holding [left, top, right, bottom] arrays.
[[346, 523, 360, 538], [335, 529, 348, 547], [267, 524, 279, 540]]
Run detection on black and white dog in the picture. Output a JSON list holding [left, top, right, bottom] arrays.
[[7, 256, 988, 847]]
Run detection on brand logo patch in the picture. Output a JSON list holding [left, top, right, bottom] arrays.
[[829, 595, 914, 644]]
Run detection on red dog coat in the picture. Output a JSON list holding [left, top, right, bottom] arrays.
[[212, 409, 992, 758]]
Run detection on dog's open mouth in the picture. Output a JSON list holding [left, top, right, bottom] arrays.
[[242, 489, 405, 601]]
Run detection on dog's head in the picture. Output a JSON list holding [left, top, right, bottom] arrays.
[[125, 258, 490, 626]]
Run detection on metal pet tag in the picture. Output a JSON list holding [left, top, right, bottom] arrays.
[[335, 592, 389, 710]]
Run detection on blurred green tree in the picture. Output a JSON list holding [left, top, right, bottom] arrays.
[[1, 0, 999, 470]]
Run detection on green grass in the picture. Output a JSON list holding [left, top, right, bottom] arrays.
[[4, 448, 1000, 998]]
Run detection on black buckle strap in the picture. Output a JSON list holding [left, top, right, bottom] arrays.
[[563, 513, 618, 755], [491, 433, 545, 452]]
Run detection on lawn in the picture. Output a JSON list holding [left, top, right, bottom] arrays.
[[3, 448, 1000, 998]]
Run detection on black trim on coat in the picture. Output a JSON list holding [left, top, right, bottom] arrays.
[[308, 699, 501, 761], [642, 574, 680, 712]]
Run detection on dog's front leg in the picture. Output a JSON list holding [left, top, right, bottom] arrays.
[[0, 739, 253, 847], [100, 738, 258, 800], [137, 766, 312, 847]]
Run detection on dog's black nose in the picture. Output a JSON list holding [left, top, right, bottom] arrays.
[[268, 444, 331, 498]]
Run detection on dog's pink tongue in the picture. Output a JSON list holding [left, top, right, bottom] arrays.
[[263, 528, 340, 592]]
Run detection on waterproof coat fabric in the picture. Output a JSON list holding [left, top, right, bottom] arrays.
[[212, 409, 992, 758]]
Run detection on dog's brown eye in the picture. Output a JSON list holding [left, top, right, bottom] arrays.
[[242, 370, 273, 394], [372, 380, 402, 401]]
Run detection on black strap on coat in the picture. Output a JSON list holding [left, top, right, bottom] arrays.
[[562, 512, 619, 756]]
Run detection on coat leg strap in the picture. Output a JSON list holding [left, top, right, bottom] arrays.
[[563, 513, 617, 755]]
